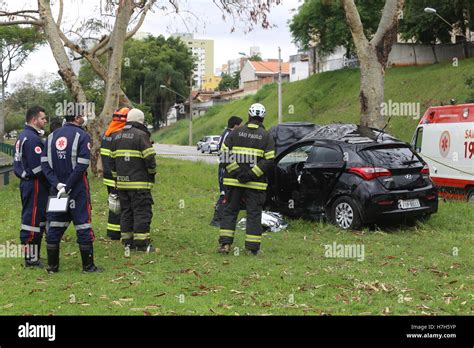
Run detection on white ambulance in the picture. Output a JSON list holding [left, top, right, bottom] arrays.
[[412, 103, 474, 202]]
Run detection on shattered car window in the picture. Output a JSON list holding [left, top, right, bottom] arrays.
[[279, 145, 313, 166]]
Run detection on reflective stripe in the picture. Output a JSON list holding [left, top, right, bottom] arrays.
[[71, 132, 81, 169], [50, 221, 70, 227], [77, 157, 90, 165], [21, 224, 40, 232], [100, 148, 111, 156], [32, 166, 42, 174], [107, 223, 121, 231], [248, 124, 259, 129], [245, 236, 262, 243], [116, 181, 153, 189], [134, 232, 150, 240], [226, 162, 239, 173], [264, 151, 275, 160], [142, 147, 156, 158], [251, 165, 264, 177], [232, 146, 264, 157], [221, 143, 229, 152], [111, 149, 142, 158], [41, 156, 49, 163], [39, 222, 46, 227], [103, 178, 116, 187], [121, 232, 133, 239], [111, 171, 117, 178], [21, 170, 27, 178], [19, 137, 27, 173], [47, 133, 53, 169], [75, 223, 91, 230], [219, 229, 235, 237], [223, 178, 268, 190]]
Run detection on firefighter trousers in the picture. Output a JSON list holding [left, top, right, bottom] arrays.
[[219, 187, 266, 251], [106, 186, 121, 240], [118, 189, 153, 248]]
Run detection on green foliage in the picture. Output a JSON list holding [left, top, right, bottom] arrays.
[[248, 53, 262, 61], [217, 72, 240, 91], [4, 113, 23, 133], [400, 0, 474, 44], [0, 25, 44, 85], [289, 0, 384, 56], [121, 36, 194, 128], [5, 73, 71, 120]]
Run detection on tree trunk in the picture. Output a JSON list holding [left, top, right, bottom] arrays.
[[359, 51, 385, 128], [38, 0, 87, 104], [89, 0, 133, 176]]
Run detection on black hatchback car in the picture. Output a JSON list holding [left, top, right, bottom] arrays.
[[266, 124, 438, 229]]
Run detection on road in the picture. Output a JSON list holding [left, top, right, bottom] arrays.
[[153, 143, 219, 164]]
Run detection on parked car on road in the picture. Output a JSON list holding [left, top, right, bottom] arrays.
[[266, 123, 438, 230], [196, 137, 206, 151], [201, 135, 221, 153]]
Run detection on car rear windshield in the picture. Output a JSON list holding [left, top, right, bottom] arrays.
[[359, 145, 422, 168], [212, 137, 220, 142]]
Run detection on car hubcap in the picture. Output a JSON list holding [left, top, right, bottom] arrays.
[[335, 202, 353, 229]]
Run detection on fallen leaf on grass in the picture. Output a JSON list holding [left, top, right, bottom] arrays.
[[2, 303, 13, 309], [154, 293, 166, 297], [29, 289, 45, 295]]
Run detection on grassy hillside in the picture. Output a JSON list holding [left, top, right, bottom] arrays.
[[154, 58, 474, 145]]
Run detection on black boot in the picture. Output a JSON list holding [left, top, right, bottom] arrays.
[[25, 243, 44, 268], [79, 244, 103, 273], [46, 244, 59, 273]]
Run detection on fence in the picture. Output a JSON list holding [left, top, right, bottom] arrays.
[[0, 143, 15, 187], [0, 143, 14, 157]]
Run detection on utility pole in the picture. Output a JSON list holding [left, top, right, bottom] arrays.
[[278, 46, 282, 124], [189, 74, 193, 146]]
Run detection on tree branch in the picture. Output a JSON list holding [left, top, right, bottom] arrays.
[[371, 0, 405, 46]]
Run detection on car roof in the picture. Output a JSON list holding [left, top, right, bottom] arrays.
[[298, 123, 406, 149]]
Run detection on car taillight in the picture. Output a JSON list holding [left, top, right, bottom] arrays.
[[348, 167, 392, 180], [421, 164, 430, 175]]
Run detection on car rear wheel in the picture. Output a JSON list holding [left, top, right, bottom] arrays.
[[331, 196, 362, 230], [467, 188, 474, 204]]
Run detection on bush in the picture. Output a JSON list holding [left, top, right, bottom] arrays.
[[5, 113, 24, 134], [253, 83, 276, 102]]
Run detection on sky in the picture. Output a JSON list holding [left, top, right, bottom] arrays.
[[7, 0, 303, 88]]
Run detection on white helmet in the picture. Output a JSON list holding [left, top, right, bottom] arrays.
[[248, 103, 266, 118]]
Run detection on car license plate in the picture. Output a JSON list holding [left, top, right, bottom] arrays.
[[398, 199, 420, 209]]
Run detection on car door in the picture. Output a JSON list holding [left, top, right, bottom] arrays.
[[270, 142, 314, 216], [299, 143, 346, 214]]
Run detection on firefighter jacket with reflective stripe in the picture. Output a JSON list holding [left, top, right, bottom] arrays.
[[41, 123, 91, 192], [109, 122, 157, 190], [221, 120, 275, 190], [100, 131, 120, 187], [14, 125, 48, 183]]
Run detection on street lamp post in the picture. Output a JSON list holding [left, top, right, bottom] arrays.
[[424, 7, 470, 58]]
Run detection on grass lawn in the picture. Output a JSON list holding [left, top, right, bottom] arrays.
[[0, 158, 472, 316]]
